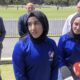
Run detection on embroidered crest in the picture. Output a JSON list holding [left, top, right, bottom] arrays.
[[48, 51, 54, 61]]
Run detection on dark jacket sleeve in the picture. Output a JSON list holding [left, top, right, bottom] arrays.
[[18, 15, 27, 38], [0, 17, 6, 42], [12, 42, 28, 80], [18, 16, 24, 37]]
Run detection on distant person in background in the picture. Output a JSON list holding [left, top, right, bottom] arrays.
[[18, 2, 35, 38], [58, 13, 80, 79], [0, 17, 6, 80], [62, 1, 80, 35], [57, 5, 59, 10], [12, 10, 58, 80]]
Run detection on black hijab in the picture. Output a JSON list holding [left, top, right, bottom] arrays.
[[26, 10, 49, 43]]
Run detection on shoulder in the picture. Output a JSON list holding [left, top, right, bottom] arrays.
[[23, 13, 28, 17], [59, 33, 71, 43], [18, 14, 24, 22], [0, 17, 2, 19], [18, 13, 28, 21], [0, 17, 4, 25], [20, 35, 30, 44], [20, 13, 28, 18], [19, 15, 24, 20], [0, 17, 3, 21], [15, 35, 30, 50], [46, 37, 58, 55], [46, 37, 57, 47], [67, 13, 76, 19], [66, 13, 74, 20]]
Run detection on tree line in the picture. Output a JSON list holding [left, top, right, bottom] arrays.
[[0, 0, 79, 6]]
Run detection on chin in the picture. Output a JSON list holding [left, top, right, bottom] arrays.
[[32, 36, 39, 39], [75, 33, 80, 35]]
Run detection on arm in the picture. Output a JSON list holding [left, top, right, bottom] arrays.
[[12, 42, 28, 80], [58, 36, 65, 67], [0, 17, 6, 42], [18, 16, 25, 37], [58, 37, 74, 80], [51, 42, 58, 80]]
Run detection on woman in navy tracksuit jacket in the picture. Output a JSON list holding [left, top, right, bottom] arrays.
[[12, 10, 58, 80], [58, 13, 80, 79]]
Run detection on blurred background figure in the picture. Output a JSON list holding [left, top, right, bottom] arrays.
[[18, 2, 35, 38], [0, 17, 6, 80], [62, 1, 80, 35]]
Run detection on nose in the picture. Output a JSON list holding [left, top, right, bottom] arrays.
[[31, 24, 35, 30], [29, 7, 33, 12]]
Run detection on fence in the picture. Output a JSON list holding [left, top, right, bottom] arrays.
[[4, 19, 65, 37], [1, 19, 65, 62]]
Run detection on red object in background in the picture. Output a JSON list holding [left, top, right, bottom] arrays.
[[73, 62, 80, 77]]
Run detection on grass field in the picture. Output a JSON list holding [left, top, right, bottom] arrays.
[[0, 5, 76, 20], [1, 64, 15, 80]]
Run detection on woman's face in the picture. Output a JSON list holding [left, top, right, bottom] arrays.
[[72, 17, 80, 34], [28, 16, 43, 38]]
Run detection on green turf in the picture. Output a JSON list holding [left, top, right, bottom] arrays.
[[0, 6, 25, 20], [0, 6, 76, 20], [1, 64, 15, 80], [37, 6, 75, 19]]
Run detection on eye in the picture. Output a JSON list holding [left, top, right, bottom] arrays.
[[74, 23, 79, 26], [28, 22, 31, 26]]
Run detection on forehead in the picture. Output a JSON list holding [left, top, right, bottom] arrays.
[[27, 4, 33, 7], [74, 17, 80, 22], [28, 16, 39, 22]]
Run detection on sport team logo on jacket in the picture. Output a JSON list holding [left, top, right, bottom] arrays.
[[48, 51, 54, 61]]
